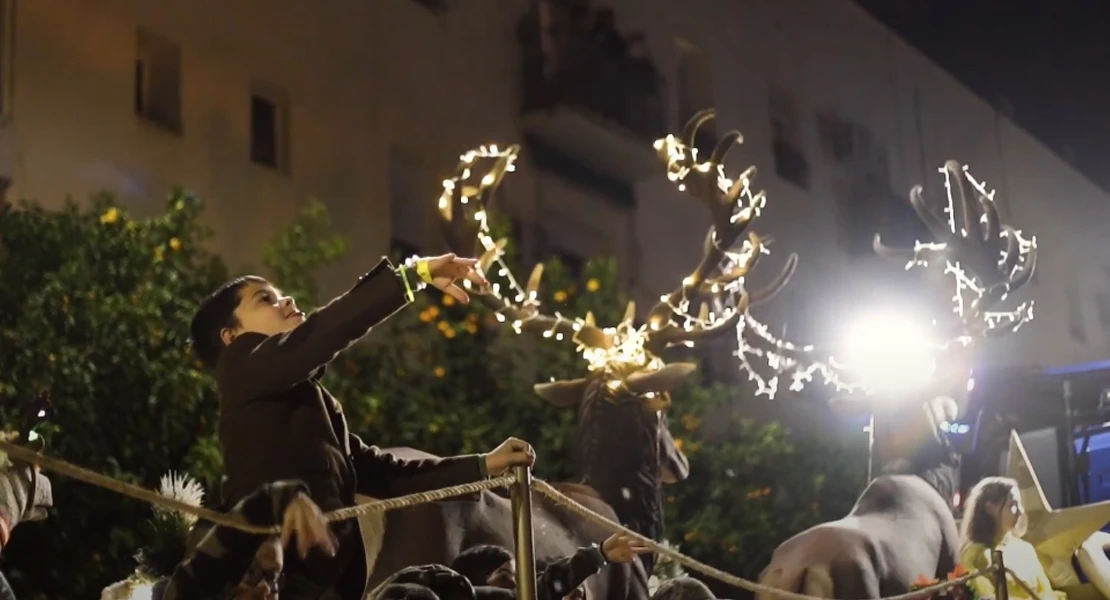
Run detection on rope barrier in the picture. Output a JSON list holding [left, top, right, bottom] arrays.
[[1007, 569, 1041, 599], [4, 439, 1019, 600], [0, 439, 514, 535], [531, 480, 994, 600]]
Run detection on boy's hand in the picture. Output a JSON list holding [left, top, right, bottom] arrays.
[[601, 533, 651, 564], [280, 492, 338, 559], [485, 437, 536, 476], [422, 253, 490, 303], [232, 581, 276, 600]]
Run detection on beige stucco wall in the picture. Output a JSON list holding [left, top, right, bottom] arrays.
[[1, 0, 1105, 370]]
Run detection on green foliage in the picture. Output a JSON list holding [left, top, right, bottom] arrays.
[[261, 198, 349, 306], [0, 191, 227, 597], [666, 414, 867, 591], [0, 193, 865, 599]]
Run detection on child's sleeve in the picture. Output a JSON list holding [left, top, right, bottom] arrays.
[[959, 543, 1000, 600], [160, 480, 309, 600], [349, 435, 487, 499], [537, 545, 607, 600], [217, 258, 414, 401]]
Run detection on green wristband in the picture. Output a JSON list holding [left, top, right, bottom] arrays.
[[395, 264, 416, 303]]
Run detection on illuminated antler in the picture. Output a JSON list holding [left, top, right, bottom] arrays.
[[873, 160, 1037, 344], [643, 109, 797, 357], [436, 145, 615, 352], [762, 161, 1040, 400], [644, 110, 818, 398]]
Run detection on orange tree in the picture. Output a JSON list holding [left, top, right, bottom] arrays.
[[0, 191, 227, 598]]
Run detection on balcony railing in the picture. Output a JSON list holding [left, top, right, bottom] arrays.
[[516, 9, 666, 181]]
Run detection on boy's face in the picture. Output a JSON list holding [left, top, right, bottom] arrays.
[[487, 559, 516, 589], [220, 280, 306, 345]]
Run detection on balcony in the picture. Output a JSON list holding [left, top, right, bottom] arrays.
[[517, 9, 666, 182]]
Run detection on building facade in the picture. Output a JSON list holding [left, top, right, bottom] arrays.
[[1, 0, 1106, 371]]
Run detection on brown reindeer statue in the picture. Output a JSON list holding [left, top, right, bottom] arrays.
[[756, 161, 1037, 599], [435, 109, 795, 574]]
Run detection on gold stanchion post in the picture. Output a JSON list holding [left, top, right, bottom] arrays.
[[992, 548, 1009, 600], [511, 466, 538, 600]]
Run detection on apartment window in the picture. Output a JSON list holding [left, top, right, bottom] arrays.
[[389, 147, 431, 252], [250, 84, 290, 172], [134, 28, 182, 133], [0, 0, 13, 119], [552, 248, 586, 281], [389, 238, 422, 262], [1067, 277, 1087, 344], [768, 87, 809, 189], [0, 176, 10, 209], [675, 39, 716, 155], [816, 113, 856, 163]]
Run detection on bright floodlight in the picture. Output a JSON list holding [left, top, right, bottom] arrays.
[[842, 312, 937, 395]]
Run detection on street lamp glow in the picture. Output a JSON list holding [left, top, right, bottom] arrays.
[[842, 312, 937, 395]]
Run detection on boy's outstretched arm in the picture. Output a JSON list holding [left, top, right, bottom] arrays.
[[537, 546, 607, 600], [349, 436, 535, 499], [537, 533, 651, 600], [218, 259, 414, 400], [348, 435, 486, 499]]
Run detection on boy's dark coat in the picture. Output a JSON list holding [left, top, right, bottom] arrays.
[[215, 258, 485, 513]]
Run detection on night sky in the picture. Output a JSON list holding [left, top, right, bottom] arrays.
[[852, 0, 1110, 192]]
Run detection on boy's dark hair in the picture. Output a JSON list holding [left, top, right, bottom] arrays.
[[450, 545, 514, 586], [376, 583, 443, 600], [189, 276, 267, 368], [473, 587, 515, 600], [652, 578, 716, 600]]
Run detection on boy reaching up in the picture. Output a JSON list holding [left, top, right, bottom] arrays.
[[189, 254, 537, 599]]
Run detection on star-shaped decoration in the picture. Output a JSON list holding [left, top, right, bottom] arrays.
[[1006, 430, 1110, 588]]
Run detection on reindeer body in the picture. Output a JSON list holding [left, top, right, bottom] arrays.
[[760, 468, 959, 599]]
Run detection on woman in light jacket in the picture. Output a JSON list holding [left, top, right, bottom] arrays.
[[959, 477, 1065, 600]]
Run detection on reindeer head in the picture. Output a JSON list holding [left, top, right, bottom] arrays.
[[814, 162, 1037, 468], [435, 111, 795, 540]]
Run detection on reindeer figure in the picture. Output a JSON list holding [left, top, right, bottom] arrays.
[[438, 109, 796, 572], [757, 161, 1037, 599]]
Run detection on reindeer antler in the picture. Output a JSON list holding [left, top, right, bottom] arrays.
[[756, 161, 1040, 399], [643, 110, 798, 356], [434, 111, 804, 390], [437, 145, 616, 354], [873, 160, 1037, 343]]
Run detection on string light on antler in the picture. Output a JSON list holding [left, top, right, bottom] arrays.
[[897, 163, 1038, 347], [735, 161, 1041, 399], [649, 114, 826, 399], [435, 144, 669, 387]]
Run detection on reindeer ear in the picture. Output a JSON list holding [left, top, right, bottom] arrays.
[[534, 379, 590, 408], [626, 363, 697, 395]]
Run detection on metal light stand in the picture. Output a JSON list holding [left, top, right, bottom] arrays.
[[992, 548, 1009, 600], [867, 412, 876, 483]]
